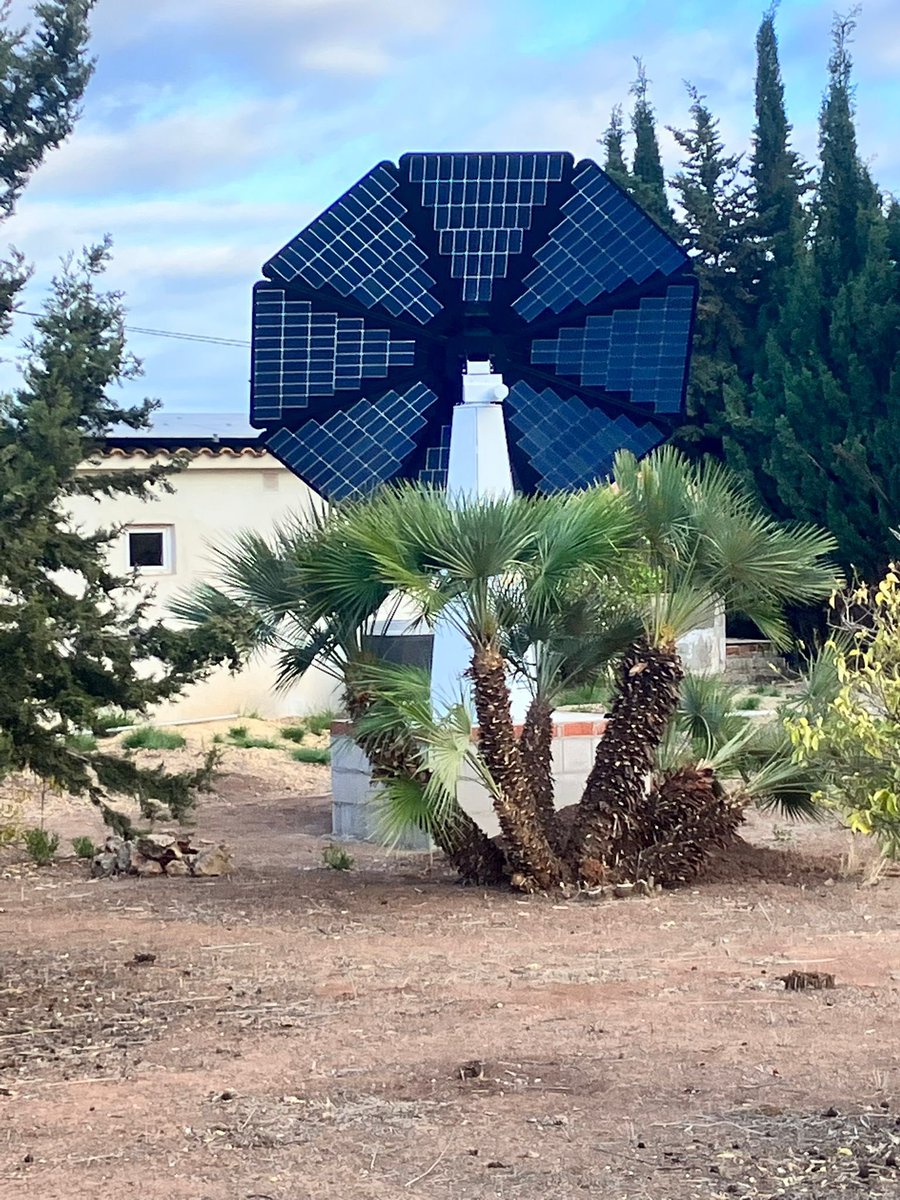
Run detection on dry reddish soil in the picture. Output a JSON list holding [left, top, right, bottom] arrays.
[[2, 750, 900, 1199]]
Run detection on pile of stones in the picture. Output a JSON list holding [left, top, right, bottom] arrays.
[[92, 832, 233, 879]]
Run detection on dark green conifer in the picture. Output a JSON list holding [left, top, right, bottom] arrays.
[[0, 5, 232, 828]]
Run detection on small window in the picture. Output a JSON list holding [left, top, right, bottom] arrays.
[[127, 527, 173, 573]]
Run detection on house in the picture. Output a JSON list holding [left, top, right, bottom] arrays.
[[70, 412, 339, 723]]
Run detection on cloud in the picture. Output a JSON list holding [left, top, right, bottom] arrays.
[[89, 0, 461, 84], [28, 97, 301, 197], [296, 42, 392, 77]]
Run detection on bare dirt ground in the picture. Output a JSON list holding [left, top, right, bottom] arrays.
[[2, 733, 900, 1199]]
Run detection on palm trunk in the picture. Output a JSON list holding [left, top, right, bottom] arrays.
[[441, 809, 508, 886], [519, 697, 561, 851], [470, 643, 567, 890], [569, 639, 683, 883], [614, 765, 743, 886]]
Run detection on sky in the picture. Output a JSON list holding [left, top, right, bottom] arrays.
[[3, 0, 899, 414]]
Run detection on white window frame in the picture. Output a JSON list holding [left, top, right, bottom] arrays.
[[126, 525, 175, 575]]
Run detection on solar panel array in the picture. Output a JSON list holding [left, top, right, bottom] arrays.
[[253, 153, 696, 501], [514, 162, 688, 322], [530, 284, 694, 414], [265, 165, 442, 325], [407, 153, 565, 302], [419, 423, 451, 488], [252, 285, 416, 422], [263, 382, 437, 500], [506, 382, 662, 492]]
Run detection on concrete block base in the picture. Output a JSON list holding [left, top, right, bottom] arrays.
[[330, 732, 431, 850]]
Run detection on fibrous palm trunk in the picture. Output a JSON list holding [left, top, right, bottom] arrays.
[[613, 764, 743, 886], [519, 697, 561, 851], [569, 639, 683, 883], [470, 643, 567, 891]]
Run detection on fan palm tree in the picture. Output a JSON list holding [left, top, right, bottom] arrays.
[[170, 501, 507, 885], [302, 484, 637, 890], [569, 447, 839, 880], [177, 451, 837, 893]]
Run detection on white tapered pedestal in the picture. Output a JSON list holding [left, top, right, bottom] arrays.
[[429, 360, 531, 726]]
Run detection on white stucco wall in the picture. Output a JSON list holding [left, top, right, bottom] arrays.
[[70, 448, 340, 722]]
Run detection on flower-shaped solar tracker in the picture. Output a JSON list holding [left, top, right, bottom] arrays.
[[250, 152, 697, 499]]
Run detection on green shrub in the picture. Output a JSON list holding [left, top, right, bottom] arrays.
[[753, 683, 783, 696], [280, 724, 307, 743], [66, 731, 98, 752], [306, 710, 337, 737], [121, 727, 186, 750], [737, 695, 762, 711], [71, 835, 97, 859], [788, 568, 900, 856], [93, 709, 132, 738], [292, 746, 331, 765], [556, 679, 611, 709], [323, 843, 354, 870], [24, 827, 60, 865], [228, 725, 278, 750]]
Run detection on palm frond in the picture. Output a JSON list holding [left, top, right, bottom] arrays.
[[613, 446, 839, 645], [676, 672, 744, 758], [371, 775, 458, 848]]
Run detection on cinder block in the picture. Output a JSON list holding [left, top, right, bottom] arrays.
[[457, 776, 500, 839], [552, 774, 584, 809], [562, 736, 597, 775]]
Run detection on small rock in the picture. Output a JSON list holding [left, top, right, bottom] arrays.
[[91, 851, 119, 879], [136, 833, 177, 861], [165, 859, 190, 877], [191, 844, 234, 877], [115, 839, 133, 873], [130, 850, 163, 877], [458, 1060, 485, 1080], [613, 882, 635, 898], [104, 835, 124, 853], [579, 885, 608, 901]]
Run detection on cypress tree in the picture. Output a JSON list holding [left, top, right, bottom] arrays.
[[629, 60, 674, 228], [748, 4, 806, 323], [745, 13, 900, 576], [668, 86, 754, 458], [601, 104, 631, 191], [815, 11, 876, 292], [723, 5, 807, 501]]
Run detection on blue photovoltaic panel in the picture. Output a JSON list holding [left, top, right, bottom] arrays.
[[407, 153, 565, 302], [418, 423, 451, 487], [530, 285, 694, 414], [514, 162, 688, 321], [265, 165, 442, 325], [507, 382, 662, 492], [252, 153, 697, 500], [262, 382, 437, 500], [252, 285, 416, 422]]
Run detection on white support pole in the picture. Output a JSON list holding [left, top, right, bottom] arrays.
[[429, 360, 532, 725]]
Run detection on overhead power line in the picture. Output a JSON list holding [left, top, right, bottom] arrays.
[[16, 309, 250, 348]]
